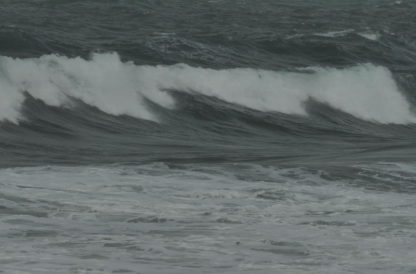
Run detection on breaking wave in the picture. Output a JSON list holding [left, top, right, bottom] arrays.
[[0, 52, 414, 124]]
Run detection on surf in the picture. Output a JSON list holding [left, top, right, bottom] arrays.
[[0, 52, 414, 124]]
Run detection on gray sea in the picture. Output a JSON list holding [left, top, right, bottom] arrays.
[[1, 0, 416, 273]]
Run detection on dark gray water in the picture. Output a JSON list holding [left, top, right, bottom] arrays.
[[1, 0, 416, 273]]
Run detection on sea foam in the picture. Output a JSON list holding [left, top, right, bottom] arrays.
[[0, 53, 414, 124]]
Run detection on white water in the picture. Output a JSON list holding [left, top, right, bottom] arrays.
[[314, 29, 355, 38], [357, 32, 380, 41], [0, 53, 413, 124], [0, 162, 416, 273], [313, 29, 380, 41]]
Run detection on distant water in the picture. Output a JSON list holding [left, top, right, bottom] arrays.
[[1, 0, 416, 273]]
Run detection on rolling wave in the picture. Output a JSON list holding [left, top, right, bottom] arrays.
[[0, 52, 414, 125]]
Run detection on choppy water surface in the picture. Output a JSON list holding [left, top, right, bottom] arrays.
[[2, 163, 416, 273], [1, 0, 416, 273]]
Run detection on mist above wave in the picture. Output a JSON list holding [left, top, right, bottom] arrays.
[[0, 52, 414, 124]]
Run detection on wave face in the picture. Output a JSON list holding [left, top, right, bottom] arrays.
[[0, 53, 415, 169], [0, 51, 415, 168], [0, 53, 414, 124]]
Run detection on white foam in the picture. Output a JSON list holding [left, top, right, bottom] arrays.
[[0, 53, 414, 124], [0, 53, 175, 122], [2, 162, 416, 273], [314, 29, 354, 38], [357, 32, 380, 41], [288, 30, 380, 41]]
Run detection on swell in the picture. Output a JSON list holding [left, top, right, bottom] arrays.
[[0, 52, 415, 167]]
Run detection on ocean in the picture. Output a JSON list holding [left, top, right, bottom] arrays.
[[1, 0, 416, 273]]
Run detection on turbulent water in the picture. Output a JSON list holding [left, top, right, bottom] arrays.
[[1, 0, 416, 273]]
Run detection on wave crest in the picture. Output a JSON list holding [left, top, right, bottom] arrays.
[[0, 53, 414, 124]]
